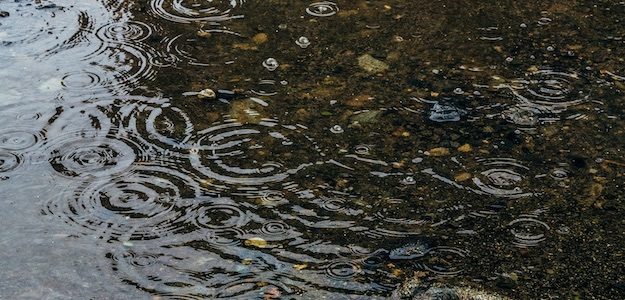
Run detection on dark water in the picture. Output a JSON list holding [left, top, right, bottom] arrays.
[[1, 0, 625, 299]]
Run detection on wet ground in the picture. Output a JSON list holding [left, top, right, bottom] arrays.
[[1, 0, 625, 299]]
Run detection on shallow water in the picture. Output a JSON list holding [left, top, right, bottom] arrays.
[[1, 0, 625, 299]]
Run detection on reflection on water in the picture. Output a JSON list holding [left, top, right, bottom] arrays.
[[1, 0, 625, 299]]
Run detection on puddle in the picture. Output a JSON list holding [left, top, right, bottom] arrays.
[[1, 0, 625, 299]]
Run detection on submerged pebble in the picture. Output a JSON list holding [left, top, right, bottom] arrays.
[[427, 147, 450, 157], [252, 32, 268, 45], [457, 144, 473, 153], [497, 272, 519, 289], [394, 279, 510, 300], [244, 237, 268, 248], [389, 242, 428, 259], [351, 110, 382, 124], [196, 30, 211, 38], [429, 103, 465, 122], [357, 54, 389, 73], [197, 89, 216, 99], [454, 172, 472, 182], [36, 3, 59, 10]]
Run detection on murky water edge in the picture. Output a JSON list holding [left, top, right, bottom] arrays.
[[1, 0, 625, 299]]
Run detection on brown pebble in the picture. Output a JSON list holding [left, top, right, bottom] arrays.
[[457, 144, 473, 153], [196, 30, 211, 38], [233, 43, 257, 50], [345, 94, 374, 108], [427, 147, 450, 157], [252, 33, 268, 45], [454, 172, 472, 182]]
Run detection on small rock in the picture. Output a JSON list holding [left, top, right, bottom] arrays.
[[0, 11, 9, 18], [351, 110, 381, 124], [580, 182, 603, 208], [429, 103, 464, 122], [391, 127, 410, 137], [293, 263, 308, 270], [420, 287, 461, 299], [196, 30, 211, 38], [264, 287, 281, 299], [458, 144, 473, 153], [357, 54, 389, 73], [36, 3, 58, 9], [503, 106, 538, 126], [197, 88, 216, 99], [427, 147, 450, 157], [455, 286, 510, 300], [245, 237, 268, 248], [497, 272, 518, 289], [454, 172, 472, 182], [252, 32, 268, 45], [393, 278, 510, 300], [345, 94, 374, 108], [230, 98, 265, 124], [389, 241, 429, 260], [232, 43, 256, 50]]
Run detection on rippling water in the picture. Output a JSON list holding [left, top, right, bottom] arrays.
[[2, 0, 625, 299]]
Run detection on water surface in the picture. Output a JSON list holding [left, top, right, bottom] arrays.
[[1, 0, 625, 299]]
